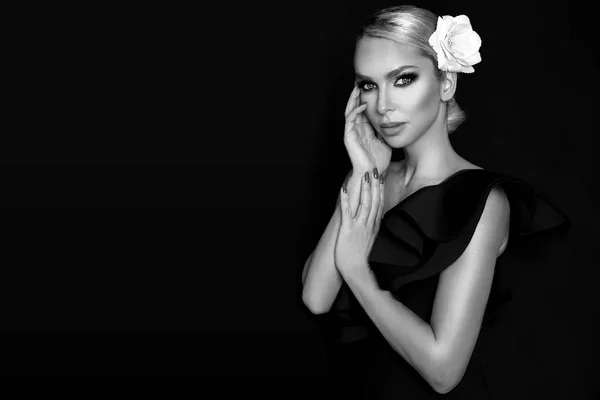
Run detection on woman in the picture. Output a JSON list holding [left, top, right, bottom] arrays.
[[301, 5, 571, 399]]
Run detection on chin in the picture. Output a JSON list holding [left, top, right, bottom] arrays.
[[387, 130, 423, 149], [381, 136, 405, 149]]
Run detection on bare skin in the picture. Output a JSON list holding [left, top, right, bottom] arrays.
[[382, 158, 482, 216], [383, 159, 508, 256], [302, 36, 508, 314]]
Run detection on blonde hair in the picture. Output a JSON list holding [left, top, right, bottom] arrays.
[[357, 5, 466, 134]]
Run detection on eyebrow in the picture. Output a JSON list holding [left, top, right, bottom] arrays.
[[355, 65, 419, 81]]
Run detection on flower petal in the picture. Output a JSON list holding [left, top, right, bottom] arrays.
[[429, 14, 482, 73], [464, 52, 482, 66], [453, 15, 472, 28], [428, 30, 440, 49], [438, 16, 455, 37], [453, 31, 482, 56]]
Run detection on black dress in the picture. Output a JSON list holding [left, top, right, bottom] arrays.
[[322, 168, 571, 399]]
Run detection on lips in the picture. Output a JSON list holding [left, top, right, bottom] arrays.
[[380, 121, 406, 128], [380, 122, 407, 135]]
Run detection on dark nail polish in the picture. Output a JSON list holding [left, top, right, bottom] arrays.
[[373, 168, 378, 179], [364, 172, 369, 183], [379, 174, 384, 184]]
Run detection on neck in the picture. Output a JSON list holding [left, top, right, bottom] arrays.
[[400, 105, 460, 187]]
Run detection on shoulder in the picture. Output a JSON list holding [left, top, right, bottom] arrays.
[[473, 183, 511, 257], [446, 162, 512, 256], [490, 183, 509, 203], [486, 184, 510, 222]]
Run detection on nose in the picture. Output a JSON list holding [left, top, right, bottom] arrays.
[[376, 91, 393, 115]]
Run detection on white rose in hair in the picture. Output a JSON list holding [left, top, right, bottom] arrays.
[[429, 15, 482, 73]]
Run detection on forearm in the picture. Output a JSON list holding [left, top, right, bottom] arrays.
[[341, 266, 446, 393], [301, 170, 365, 314]]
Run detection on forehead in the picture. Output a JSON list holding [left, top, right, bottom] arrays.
[[354, 37, 430, 76]]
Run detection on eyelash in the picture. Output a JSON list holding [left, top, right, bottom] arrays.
[[357, 73, 418, 92]]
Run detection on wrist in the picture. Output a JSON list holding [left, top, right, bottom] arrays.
[[352, 167, 374, 177], [341, 263, 375, 288], [351, 168, 385, 181], [352, 166, 386, 174]]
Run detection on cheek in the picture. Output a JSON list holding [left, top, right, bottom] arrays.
[[404, 84, 439, 118]]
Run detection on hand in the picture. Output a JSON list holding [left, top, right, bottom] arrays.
[[344, 85, 392, 176], [335, 170, 385, 276]]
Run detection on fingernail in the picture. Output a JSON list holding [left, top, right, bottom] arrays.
[[373, 167, 378, 179], [379, 174, 384, 184], [364, 172, 369, 183]]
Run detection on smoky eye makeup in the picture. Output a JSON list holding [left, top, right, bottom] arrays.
[[394, 72, 418, 86], [356, 72, 419, 91]]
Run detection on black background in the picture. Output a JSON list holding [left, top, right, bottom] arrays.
[[2, 0, 598, 395]]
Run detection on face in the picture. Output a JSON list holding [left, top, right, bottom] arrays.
[[354, 37, 447, 143]]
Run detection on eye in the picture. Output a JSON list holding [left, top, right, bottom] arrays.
[[357, 73, 418, 92], [358, 82, 375, 91], [395, 73, 418, 87]]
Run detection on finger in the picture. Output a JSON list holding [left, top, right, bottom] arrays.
[[340, 184, 350, 226], [347, 103, 367, 125], [357, 102, 368, 123], [357, 112, 374, 137], [356, 171, 372, 225], [356, 121, 371, 142], [376, 172, 385, 227], [344, 85, 360, 118], [357, 108, 365, 125], [344, 85, 358, 117], [367, 169, 380, 229], [352, 174, 363, 219]]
